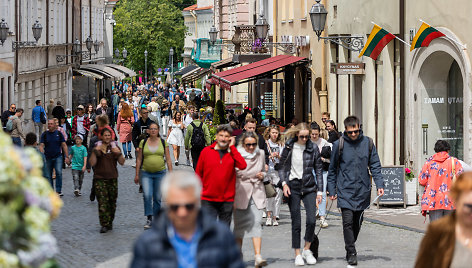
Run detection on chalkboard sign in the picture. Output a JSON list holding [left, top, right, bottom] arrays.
[[378, 166, 406, 208]]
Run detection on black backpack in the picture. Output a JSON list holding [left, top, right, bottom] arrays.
[[190, 122, 206, 150]]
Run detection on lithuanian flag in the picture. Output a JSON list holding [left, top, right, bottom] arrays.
[[359, 24, 395, 60], [410, 22, 445, 51]]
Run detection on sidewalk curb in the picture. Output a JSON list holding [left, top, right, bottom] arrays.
[[329, 211, 425, 234]]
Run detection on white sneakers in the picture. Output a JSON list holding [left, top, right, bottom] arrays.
[[272, 219, 279, 226], [265, 217, 272, 226], [254, 254, 267, 267], [302, 249, 317, 265], [295, 255, 305, 266], [320, 217, 329, 228]]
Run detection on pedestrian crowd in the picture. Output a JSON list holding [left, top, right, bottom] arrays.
[[5, 78, 471, 267]]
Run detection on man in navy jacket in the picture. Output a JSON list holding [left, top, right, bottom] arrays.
[[327, 116, 384, 266], [131, 171, 244, 268]]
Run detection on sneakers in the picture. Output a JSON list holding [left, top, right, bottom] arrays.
[[254, 254, 267, 267], [74, 190, 79, 197], [272, 219, 279, 226], [302, 249, 317, 265], [100, 226, 108, 233], [347, 253, 358, 266], [262, 211, 267, 218], [186, 159, 191, 166], [265, 217, 272, 226], [132, 163, 136, 168], [57, 192, 64, 197], [144, 219, 152, 230], [320, 217, 329, 228], [175, 161, 179, 166], [295, 254, 305, 266], [78, 191, 82, 196]]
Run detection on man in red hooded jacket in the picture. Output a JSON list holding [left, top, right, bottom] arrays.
[[196, 124, 247, 226]]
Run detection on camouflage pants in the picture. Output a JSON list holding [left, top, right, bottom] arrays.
[[94, 178, 118, 228]]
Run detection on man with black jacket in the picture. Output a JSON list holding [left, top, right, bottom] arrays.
[[327, 116, 384, 266], [132, 107, 155, 152], [95, 98, 114, 128], [1, 104, 16, 130]]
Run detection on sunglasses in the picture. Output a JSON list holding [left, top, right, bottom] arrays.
[[168, 203, 196, 212], [298, 135, 309, 140], [346, 130, 360, 135], [245, 143, 257, 147]]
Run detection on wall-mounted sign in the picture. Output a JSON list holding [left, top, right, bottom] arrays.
[[331, 63, 365, 75]]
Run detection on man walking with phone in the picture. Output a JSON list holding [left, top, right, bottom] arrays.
[[327, 116, 384, 266]]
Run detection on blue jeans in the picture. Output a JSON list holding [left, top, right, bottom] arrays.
[[141, 170, 166, 216], [46, 155, 63, 193], [11, 137, 22, 147], [319, 171, 328, 217], [122, 142, 132, 156]]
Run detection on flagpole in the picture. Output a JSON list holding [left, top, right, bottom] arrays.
[[371, 21, 410, 47], [418, 19, 466, 49]]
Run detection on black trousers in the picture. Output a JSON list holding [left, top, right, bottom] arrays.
[[341, 208, 364, 255], [191, 148, 202, 170], [287, 179, 317, 249], [201, 200, 233, 226]]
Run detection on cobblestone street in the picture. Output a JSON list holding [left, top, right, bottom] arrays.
[[52, 147, 424, 268]]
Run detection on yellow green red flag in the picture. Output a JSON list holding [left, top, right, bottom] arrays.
[[410, 22, 445, 51], [358, 24, 396, 60]]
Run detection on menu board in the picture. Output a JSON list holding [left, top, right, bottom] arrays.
[[378, 166, 406, 208]]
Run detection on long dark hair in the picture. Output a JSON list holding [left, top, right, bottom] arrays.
[[326, 120, 337, 131]]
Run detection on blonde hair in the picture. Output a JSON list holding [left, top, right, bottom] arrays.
[[284, 122, 310, 140]]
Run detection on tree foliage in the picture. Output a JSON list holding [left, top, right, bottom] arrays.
[[113, 0, 196, 76]]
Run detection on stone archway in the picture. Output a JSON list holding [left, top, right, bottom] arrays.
[[408, 28, 471, 167]]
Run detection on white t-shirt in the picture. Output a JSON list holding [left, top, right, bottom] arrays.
[[267, 139, 284, 171], [289, 142, 305, 181]]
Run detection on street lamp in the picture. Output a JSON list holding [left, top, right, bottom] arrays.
[[169, 48, 174, 83], [94, 40, 100, 53], [144, 50, 148, 84], [73, 38, 81, 54], [209, 25, 218, 44], [0, 19, 9, 46], [309, 0, 364, 52], [32, 20, 43, 42], [85, 36, 93, 52], [255, 14, 269, 40]]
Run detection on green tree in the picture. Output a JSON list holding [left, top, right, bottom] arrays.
[[213, 100, 226, 125], [113, 0, 196, 77]]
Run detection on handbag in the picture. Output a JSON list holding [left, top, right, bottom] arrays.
[[40, 109, 47, 124], [264, 182, 277, 198]]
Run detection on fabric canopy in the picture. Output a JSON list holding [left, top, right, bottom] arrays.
[[210, 55, 307, 90], [105, 64, 137, 77], [181, 68, 210, 83], [79, 64, 125, 80], [74, 69, 104, 80], [175, 65, 199, 76]]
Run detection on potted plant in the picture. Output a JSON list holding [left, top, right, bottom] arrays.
[[405, 167, 418, 205]]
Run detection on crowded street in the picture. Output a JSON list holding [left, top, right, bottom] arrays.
[[52, 148, 423, 268]]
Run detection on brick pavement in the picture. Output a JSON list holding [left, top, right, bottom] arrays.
[[52, 146, 425, 268]]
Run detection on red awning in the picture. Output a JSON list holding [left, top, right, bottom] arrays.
[[210, 55, 307, 90]]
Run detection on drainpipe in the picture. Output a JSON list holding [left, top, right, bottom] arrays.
[[399, 0, 405, 164], [319, 0, 328, 114]]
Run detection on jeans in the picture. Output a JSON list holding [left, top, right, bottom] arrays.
[[287, 179, 317, 249], [318, 171, 328, 217], [34, 122, 43, 139], [141, 170, 166, 216], [201, 200, 233, 226], [341, 208, 364, 255], [429, 209, 453, 222], [11, 137, 22, 147], [122, 141, 132, 156], [72, 169, 84, 191], [46, 155, 63, 193]]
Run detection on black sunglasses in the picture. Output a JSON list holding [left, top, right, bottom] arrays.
[[346, 130, 360, 135], [298, 135, 309, 140], [169, 203, 196, 212], [245, 143, 257, 147]]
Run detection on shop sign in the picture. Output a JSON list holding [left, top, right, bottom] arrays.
[[332, 63, 365, 75]]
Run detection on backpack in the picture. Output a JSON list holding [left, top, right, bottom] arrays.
[[337, 136, 374, 171], [190, 122, 206, 150], [5, 116, 15, 132]]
